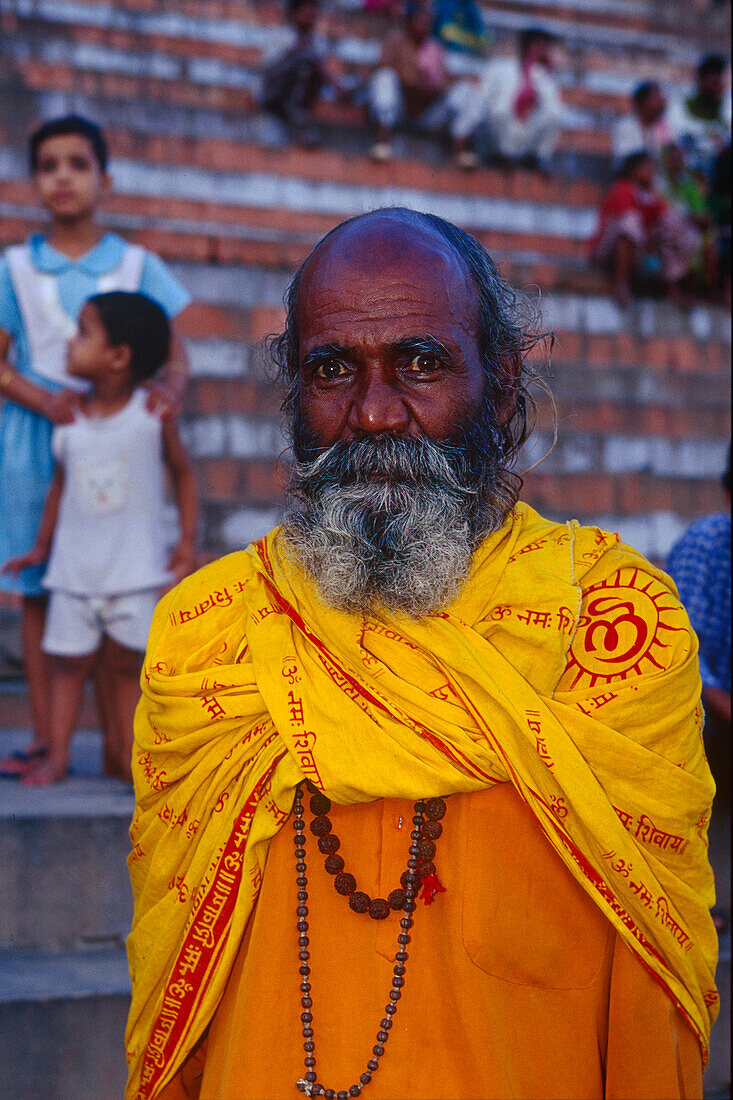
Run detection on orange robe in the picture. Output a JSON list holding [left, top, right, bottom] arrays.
[[163, 783, 702, 1100], [129, 510, 717, 1098]]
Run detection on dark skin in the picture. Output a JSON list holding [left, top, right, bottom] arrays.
[[636, 85, 666, 126], [296, 216, 516, 447]]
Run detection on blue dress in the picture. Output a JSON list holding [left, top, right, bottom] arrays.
[[0, 233, 190, 596]]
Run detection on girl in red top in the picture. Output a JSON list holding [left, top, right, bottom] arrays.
[[592, 151, 699, 306]]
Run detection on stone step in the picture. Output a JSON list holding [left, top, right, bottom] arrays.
[[2, 2, 723, 177], [1, 0, 711, 86], [0, 946, 130, 1100], [0, 718, 133, 1099], [0, 71, 657, 191], [0, 727, 135, 953], [0, 193, 616, 302], [0, 148, 603, 250], [45, 118, 610, 209]]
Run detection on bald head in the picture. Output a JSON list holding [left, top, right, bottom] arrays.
[[297, 211, 479, 344]]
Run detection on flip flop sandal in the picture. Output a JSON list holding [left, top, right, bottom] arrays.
[[0, 745, 49, 778]]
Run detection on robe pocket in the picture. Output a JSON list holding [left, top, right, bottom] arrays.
[[461, 786, 612, 989]]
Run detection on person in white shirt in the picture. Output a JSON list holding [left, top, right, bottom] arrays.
[[611, 81, 673, 172], [667, 54, 732, 179], [475, 27, 564, 173], [3, 291, 198, 786]]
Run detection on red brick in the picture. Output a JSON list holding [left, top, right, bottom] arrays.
[[646, 338, 673, 370], [703, 342, 727, 371], [188, 379, 223, 415], [586, 335, 613, 366], [248, 307, 286, 342], [551, 330, 582, 364], [524, 261, 560, 291], [614, 333, 641, 368], [201, 459, 241, 501], [523, 473, 615, 515], [176, 303, 249, 342], [670, 337, 702, 374], [241, 461, 288, 503]]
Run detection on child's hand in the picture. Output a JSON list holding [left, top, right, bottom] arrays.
[[168, 539, 196, 584], [2, 546, 47, 575], [145, 373, 186, 419], [44, 390, 81, 425]]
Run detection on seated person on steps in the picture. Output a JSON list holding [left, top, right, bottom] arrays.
[[367, 0, 486, 169]]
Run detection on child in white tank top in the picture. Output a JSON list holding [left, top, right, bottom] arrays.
[[3, 291, 198, 785]]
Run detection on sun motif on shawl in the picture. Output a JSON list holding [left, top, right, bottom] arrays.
[[562, 567, 689, 690]]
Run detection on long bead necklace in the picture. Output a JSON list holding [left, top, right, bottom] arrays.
[[293, 782, 447, 1098]]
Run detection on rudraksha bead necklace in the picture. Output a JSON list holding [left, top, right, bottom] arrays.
[[293, 782, 447, 1097], [307, 787, 446, 917]]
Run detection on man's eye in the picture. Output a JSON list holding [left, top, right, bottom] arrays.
[[405, 354, 440, 374], [70, 156, 92, 171], [314, 360, 348, 380]]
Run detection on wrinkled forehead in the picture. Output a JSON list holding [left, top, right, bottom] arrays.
[[296, 217, 479, 342]]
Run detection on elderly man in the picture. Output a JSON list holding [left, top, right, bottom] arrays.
[[126, 210, 718, 1100]]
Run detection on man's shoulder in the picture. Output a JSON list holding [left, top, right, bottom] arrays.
[[510, 505, 675, 607], [164, 548, 264, 608], [144, 545, 276, 668], [509, 504, 621, 577]]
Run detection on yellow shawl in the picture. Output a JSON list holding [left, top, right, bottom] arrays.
[[126, 504, 718, 1099]]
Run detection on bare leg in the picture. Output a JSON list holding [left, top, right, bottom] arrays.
[[93, 643, 122, 776], [20, 594, 52, 750], [22, 650, 97, 786], [611, 235, 635, 306], [105, 637, 144, 784]]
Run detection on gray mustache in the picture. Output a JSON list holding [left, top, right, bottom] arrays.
[[283, 428, 511, 618], [291, 433, 485, 499]]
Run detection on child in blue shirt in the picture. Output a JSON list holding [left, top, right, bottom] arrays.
[[0, 115, 192, 777]]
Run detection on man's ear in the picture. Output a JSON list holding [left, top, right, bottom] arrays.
[[495, 353, 521, 426]]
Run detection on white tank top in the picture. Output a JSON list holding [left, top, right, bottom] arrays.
[[5, 242, 145, 390], [43, 390, 170, 596]]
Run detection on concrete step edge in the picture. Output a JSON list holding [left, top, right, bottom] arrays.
[[0, 945, 130, 1004]]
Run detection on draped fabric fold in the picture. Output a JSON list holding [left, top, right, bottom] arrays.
[[125, 504, 718, 1100]]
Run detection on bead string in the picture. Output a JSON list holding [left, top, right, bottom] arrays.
[[293, 783, 446, 1097], [307, 788, 446, 918]]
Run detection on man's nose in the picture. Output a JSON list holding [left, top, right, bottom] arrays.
[[347, 370, 411, 436]]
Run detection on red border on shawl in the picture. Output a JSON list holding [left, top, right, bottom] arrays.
[[136, 756, 285, 1099]]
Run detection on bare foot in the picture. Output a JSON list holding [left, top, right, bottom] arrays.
[[0, 744, 49, 778], [21, 757, 67, 787]]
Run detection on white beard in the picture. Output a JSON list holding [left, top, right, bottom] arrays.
[[284, 430, 510, 618]]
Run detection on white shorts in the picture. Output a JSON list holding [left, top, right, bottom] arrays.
[[42, 588, 160, 657]]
